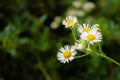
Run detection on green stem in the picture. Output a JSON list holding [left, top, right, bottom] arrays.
[[35, 53, 52, 80], [98, 43, 105, 55], [97, 44, 120, 66], [38, 60, 52, 80], [96, 53, 120, 66], [75, 53, 90, 59], [70, 27, 76, 41], [98, 43, 102, 52]]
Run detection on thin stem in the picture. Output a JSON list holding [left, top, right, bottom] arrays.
[[70, 27, 76, 41], [98, 43, 105, 55], [88, 43, 91, 49], [35, 53, 52, 80], [96, 53, 120, 66], [75, 53, 90, 59], [98, 43, 102, 52], [38, 60, 52, 80]]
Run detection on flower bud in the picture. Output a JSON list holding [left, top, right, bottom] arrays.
[[74, 39, 87, 51]]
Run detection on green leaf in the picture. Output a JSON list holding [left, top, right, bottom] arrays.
[[17, 38, 29, 45], [38, 14, 48, 25], [7, 48, 18, 57]]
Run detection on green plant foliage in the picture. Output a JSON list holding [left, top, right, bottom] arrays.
[[0, 0, 120, 80]]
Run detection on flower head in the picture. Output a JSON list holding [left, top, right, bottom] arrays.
[[77, 23, 96, 33], [72, 0, 82, 8], [57, 45, 77, 63], [74, 39, 87, 51], [66, 9, 78, 16], [74, 42, 84, 51], [83, 2, 95, 12], [50, 16, 62, 29], [67, 9, 85, 17], [80, 29, 102, 44], [62, 16, 78, 28]]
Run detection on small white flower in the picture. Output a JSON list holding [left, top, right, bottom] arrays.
[[62, 16, 78, 28], [50, 16, 62, 29], [80, 29, 102, 44], [50, 22, 58, 29], [57, 45, 77, 63], [74, 42, 84, 51], [77, 23, 95, 33], [66, 9, 78, 16], [76, 10, 85, 17], [66, 9, 85, 17], [83, 2, 95, 12], [54, 16, 62, 22], [72, 0, 82, 8]]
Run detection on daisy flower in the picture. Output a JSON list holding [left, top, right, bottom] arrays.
[[77, 23, 96, 33], [80, 29, 102, 44], [74, 42, 83, 50], [74, 40, 85, 51], [57, 45, 77, 63], [62, 16, 78, 28]]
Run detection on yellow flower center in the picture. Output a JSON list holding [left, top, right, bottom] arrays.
[[66, 20, 74, 26], [83, 28, 91, 32], [87, 34, 96, 41], [63, 50, 72, 58]]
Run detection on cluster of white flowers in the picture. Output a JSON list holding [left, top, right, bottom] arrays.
[[66, 1, 95, 17], [50, 1, 95, 30], [57, 16, 102, 63]]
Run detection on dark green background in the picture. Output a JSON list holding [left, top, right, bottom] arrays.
[[0, 0, 120, 80]]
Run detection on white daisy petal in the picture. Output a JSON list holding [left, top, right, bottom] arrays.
[[80, 30, 102, 44], [77, 23, 99, 33], [59, 47, 65, 52], [57, 45, 77, 63], [62, 16, 78, 28]]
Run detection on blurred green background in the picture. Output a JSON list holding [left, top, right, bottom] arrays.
[[0, 0, 120, 80]]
